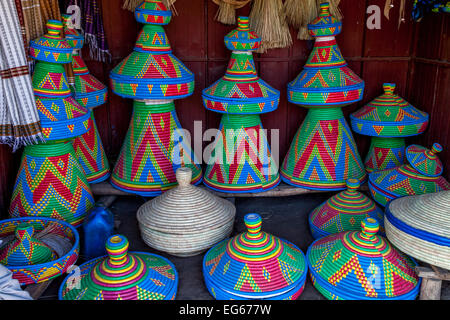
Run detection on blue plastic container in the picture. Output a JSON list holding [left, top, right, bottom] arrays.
[[82, 203, 115, 260]]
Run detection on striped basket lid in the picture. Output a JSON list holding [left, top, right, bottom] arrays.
[[307, 217, 420, 300], [110, 0, 194, 100], [62, 14, 84, 50], [135, 0, 172, 25], [406, 143, 443, 177], [288, 3, 364, 107], [309, 179, 384, 240], [0, 224, 56, 266], [350, 83, 429, 137], [202, 213, 307, 300], [29, 20, 73, 64], [0, 217, 79, 285], [59, 234, 178, 300], [202, 17, 279, 114], [385, 191, 450, 270]]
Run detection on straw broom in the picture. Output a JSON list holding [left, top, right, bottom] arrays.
[[249, 0, 292, 53], [213, 0, 251, 25]]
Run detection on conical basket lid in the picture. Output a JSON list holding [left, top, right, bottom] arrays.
[[62, 14, 84, 49], [59, 234, 178, 300], [29, 20, 73, 64], [71, 53, 108, 109], [36, 95, 91, 141], [287, 3, 364, 107], [406, 143, 443, 177], [203, 214, 307, 299], [110, 0, 194, 100], [385, 191, 450, 270], [307, 217, 420, 300], [202, 17, 279, 114], [350, 83, 429, 137], [0, 224, 56, 266], [137, 167, 235, 233], [309, 179, 384, 239]]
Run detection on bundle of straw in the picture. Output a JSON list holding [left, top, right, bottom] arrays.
[[296, 0, 317, 40], [213, 0, 251, 25], [249, 0, 292, 53]]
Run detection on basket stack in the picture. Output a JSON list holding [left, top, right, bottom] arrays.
[[203, 214, 308, 300], [281, 3, 366, 191], [62, 15, 110, 184], [385, 191, 450, 270], [59, 234, 178, 300], [202, 16, 280, 193], [109, 0, 201, 196], [308, 179, 384, 240], [0, 217, 79, 285], [350, 83, 429, 172], [307, 217, 421, 300], [368, 143, 450, 207], [136, 167, 236, 257], [9, 20, 94, 227]]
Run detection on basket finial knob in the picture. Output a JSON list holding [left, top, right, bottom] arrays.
[[361, 217, 379, 239], [15, 224, 34, 241], [346, 178, 360, 192], [430, 143, 443, 155], [176, 167, 192, 187], [46, 20, 63, 39], [106, 235, 129, 265], [383, 83, 396, 95]]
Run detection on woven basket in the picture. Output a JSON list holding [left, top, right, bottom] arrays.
[[203, 114, 280, 193], [110, 100, 202, 196], [368, 143, 450, 207], [0, 217, 79, 285], [385, 191, 450, 270], [350, 83, 429, 172], [137, 167, 235, 257], [59, 234, 178, 300], [309, 179, 384, 239], [9, 142, 94, 227], [29, 20, 72, 64], [202, 17, 280, 115], [307, 217, 421, 300], [203, 213, 308, 300]]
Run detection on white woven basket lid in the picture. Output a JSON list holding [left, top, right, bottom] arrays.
[[137, 167, 236, 234], [388, 190, 450, 238]]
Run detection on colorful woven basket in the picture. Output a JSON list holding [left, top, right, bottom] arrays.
[[307, 217, 420, 300], [202, 17, 280, 193], [0, 217, 79, 285], [350, 83, 429, 172], [203, 114, 280, 193], [72, 111, 110, 184], [281, 108, 366, 190], [385, 190, 450, 270], [110, 0, 194, 100], [281, 3, 366, 191], [62, 14, 84, 50], [309, 179, 384, 239], [203, 213, 307, 300], [59, 234, 178, 300], [29, 20, 73, 64], [368, 143, 450, 207], [9, 142, 95, 227], [111, 100, 202, 196], [202, 17, 279, 115], [137, 167, 236, 257]]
